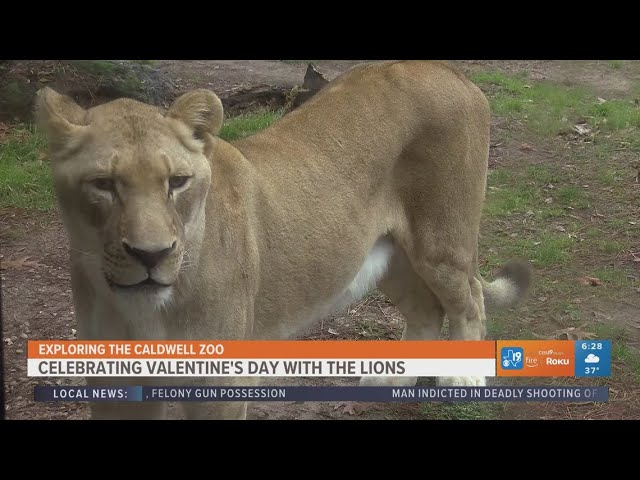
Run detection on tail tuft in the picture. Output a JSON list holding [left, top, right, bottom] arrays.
[[481, 261, 532, 310]]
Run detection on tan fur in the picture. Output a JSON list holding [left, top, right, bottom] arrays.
[[37, 61, 531, 419]]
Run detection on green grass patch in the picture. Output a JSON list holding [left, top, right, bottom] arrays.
[[613, 343, 640, 379], [472, 70, 640, 136], [592, 238, 629, 255], [598, 168, 617, 186], [556, 185, 589, 208], [70, 60, 119, 76], [608, 218, 628, 228], [422, 402, 502, 420], [560, 302, 583, 323], [514, 234, 574, 267], [219, 110, 283, 141], [591, 266, 634, 288], [484, 163, 587, 218], [526, 165, 562, 184], [609, 60, 624, 70], [588, 100, 640, 129], [484, 185, 537, 217], [0, 126, 54, 210]]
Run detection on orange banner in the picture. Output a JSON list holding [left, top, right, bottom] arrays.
[[28, 340, 496, 359]]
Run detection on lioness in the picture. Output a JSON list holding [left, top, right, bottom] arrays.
[[36, 61, 531, 420]]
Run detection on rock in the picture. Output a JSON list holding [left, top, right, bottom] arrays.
[[289, 63, 329, 110]]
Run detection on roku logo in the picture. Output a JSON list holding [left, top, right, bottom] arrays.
[[546, 358, 570, 365]]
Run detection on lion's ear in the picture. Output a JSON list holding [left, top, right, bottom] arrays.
[[36, 87, 87, 150], [35, 87, 88, 154], [167, 89, 224, 139]]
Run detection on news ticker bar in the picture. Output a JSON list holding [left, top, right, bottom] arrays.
[[26, 340, 613, 378], [34, 386, 609, 403]]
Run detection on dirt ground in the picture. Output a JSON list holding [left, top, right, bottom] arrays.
[[2, 60, 639, 420]]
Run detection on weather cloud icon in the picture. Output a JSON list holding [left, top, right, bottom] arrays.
[[585, 354, 600, 364]]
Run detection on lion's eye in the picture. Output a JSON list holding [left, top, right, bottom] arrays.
[[91, 178, 115, 192], [168, 176, 191, 190]]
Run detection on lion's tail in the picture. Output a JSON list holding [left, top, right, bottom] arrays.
[[477, 261, 532, 311]]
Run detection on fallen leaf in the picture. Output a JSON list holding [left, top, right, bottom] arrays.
[[577, 276, 602, 286], [597, 97, 606, 104], [520, 143, 535, 151], [327, 328, 339, 336], [555, 326, 596, 341], [574, 123, 592, 136], [555, 225, 566, 232], [0, 256, 43, 271], [334, 402, 366, 416], [544, 197, 554, 204]]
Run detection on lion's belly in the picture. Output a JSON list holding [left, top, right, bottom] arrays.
[[256, 236, 394, 339], [326, 236, 394, 313]]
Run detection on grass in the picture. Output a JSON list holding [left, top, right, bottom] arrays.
[[609, 60, 624, 70], [471, 70, 640, 135], [219, 110, 282, 141], [0, 111, 282, 211], [591, 266, 634, 287], [484, 163, 590, 220], [422, 402, 502, 420], [70, 60, 120, 76], [0, 126, 54, 210], [514, 234, 574, 267]]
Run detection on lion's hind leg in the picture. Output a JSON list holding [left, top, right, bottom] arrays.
[[408, 256, 488, 387], [358, 247, 445, 388]]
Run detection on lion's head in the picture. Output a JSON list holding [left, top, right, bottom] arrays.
[[36, 88, 223, 307]]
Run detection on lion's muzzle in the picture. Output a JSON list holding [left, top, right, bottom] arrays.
[[122, 240, 176, 269]]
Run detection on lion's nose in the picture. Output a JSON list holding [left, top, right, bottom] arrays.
[[122, 240, 176, 269]]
